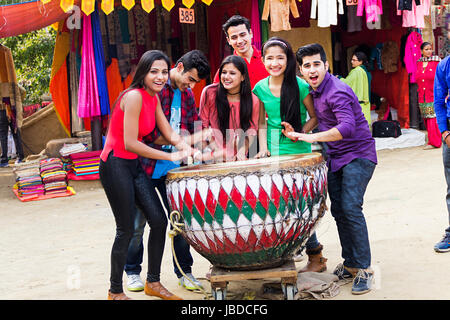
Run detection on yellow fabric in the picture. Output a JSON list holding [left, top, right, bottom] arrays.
[[81, 0, 96, 15], [50, 24, 70, 80], [101, 0, 115, 15], [262, 0, 299, 31]]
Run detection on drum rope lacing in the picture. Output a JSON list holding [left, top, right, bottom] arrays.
[[155, 187, 212, 300]]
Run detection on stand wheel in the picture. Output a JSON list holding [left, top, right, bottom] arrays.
[[212, 288, 227, 300], [282, 284, 297, 300]]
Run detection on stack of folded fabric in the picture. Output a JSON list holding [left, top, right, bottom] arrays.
[[14, 161, 44, 197], [59, 143, 87, 157], [69, 150, 101, 178], [39, 158, 68, 195]]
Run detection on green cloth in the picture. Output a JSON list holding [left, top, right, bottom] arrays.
[[253, 76, 311, 156], [361, 65, 372, 102], [340, 66, 371, 125], [258, 0, 269, 44]]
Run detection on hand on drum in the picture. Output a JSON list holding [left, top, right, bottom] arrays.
[[281, 121, 298, 142], [281, 121, 316, 143], [170, 147, 197, 162]]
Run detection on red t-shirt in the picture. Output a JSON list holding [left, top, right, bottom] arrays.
[[213, 45, 269, 89]]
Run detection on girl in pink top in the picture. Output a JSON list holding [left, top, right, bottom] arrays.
[[415, 42, 442, 149], [200, 55, 260, 161], [100, 50, 197, 301]]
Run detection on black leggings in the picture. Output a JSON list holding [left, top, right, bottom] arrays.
[[99, 152, 168, 294]]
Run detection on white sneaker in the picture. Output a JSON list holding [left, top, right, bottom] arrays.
[[178, 273, 203, 291], [127, 274, 144, 292]]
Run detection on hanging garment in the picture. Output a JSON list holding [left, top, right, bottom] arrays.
[[397, 0, 431, 28], [290, 0, 311, 28], [398, 0, 421, 11], [310, 0, 344, 27], [403, 31, 423, 82], [357, 0, 383, 23], [92, 8, 111, 116], [0, 44, 23, 130], [114, 8, 131, 80], [262, 0, 299, 31], [347, 5, 363, 32], [251, 0, 262, 49], [69, 32, 83, 133], [381, 41, 400, 74], [49, 22, 71, 136], [77, 14, 101, 119]]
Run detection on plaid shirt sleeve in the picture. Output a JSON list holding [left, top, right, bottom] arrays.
[[139, 87, 172, 177], [181, 89, 200, 134]]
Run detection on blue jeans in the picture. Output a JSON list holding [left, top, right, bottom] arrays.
[[327, 158, 376, 269], [125, 176, 194, 279], [442, 143, 450, 235]]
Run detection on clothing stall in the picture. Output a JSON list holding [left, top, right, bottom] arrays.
[[1, 0, 449, 148]]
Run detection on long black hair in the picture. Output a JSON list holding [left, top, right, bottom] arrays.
[[262, 37, 302, 133], [215, 55, 253, 137], [113, 50, 170, 109]]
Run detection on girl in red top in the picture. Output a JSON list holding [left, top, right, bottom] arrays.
[[100, 50, 196, 300], [415, 42, 442, 149], [200, 55, 260, 161]]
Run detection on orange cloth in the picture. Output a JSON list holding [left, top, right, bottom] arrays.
[[262, 0, 299, 31], [49, 22, 71, 136], [106, 58, 124, 111], [49, 61, 71, 136]]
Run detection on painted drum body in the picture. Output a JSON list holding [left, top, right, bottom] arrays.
[[166, 153, 328, 270]]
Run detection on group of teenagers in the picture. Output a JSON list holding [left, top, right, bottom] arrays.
[[100, 15, 379, 300]]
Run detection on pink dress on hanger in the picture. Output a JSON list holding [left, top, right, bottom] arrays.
[[397, 0, 431, 29], [78, 14, 101, 119], [357, 0, 383, 23], [404, 31, 423, 83]]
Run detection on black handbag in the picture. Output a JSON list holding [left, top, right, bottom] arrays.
[[372, 120, 402, 138]]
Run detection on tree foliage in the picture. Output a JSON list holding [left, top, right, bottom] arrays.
[[2, 27, 56, 105]]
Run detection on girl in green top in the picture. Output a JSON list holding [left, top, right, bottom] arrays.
[[254, 37, 326, 273], [253, 37, 317, 157]]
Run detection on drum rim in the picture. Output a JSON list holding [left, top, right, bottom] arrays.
[[166, 152, 324, 180]]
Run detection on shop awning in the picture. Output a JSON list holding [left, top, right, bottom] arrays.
[[0, 0, 215, 39]]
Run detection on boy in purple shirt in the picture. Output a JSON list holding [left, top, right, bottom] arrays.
[[285, 43, 377, 295]]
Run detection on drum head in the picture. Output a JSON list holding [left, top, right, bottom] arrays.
[[167, 152, 323, 180]]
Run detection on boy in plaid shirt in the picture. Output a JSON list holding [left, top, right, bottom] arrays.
[[125, 50, 211, 293]]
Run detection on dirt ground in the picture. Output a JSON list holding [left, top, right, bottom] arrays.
[[1, 144, 450, 300]]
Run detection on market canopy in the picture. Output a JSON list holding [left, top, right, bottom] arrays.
[[0, 0, 215, 38]]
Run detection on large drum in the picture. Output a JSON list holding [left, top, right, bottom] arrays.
[[166, 153, 328, 270]]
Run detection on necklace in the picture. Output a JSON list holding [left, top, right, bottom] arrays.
[[227, 91, 240, 96]]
